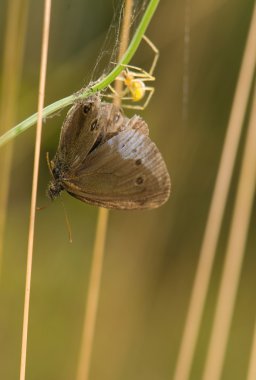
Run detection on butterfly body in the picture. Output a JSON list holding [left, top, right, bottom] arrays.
[[47, 95, 171, 210]]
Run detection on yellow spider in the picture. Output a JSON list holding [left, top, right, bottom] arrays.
[[106, 35, 159, 110]]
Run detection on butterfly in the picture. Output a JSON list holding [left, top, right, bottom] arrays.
[[47, 94, 171, 209]]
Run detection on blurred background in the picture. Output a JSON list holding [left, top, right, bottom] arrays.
[[0, 0, 255, 379]]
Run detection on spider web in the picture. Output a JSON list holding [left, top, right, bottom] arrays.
[[88, 0, 151, 86]]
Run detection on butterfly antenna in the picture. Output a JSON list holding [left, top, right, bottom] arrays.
[[60, 198, 73, 243], [46, 152, 54, 178]]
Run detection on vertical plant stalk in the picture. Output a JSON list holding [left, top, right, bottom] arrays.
[[76, 208, 109, 380], [247, 290, 256, 380], [173, 5, 256, 380], [19, 1, 52, 380], [76, 2, 133, 380], [182, 0, 191, 125], [0, 0, 29, 277], [202, 86, 256, 380], [114, 0, 133, 106]]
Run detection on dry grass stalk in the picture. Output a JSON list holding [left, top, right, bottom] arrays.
[[173, 4, 256, 380], [76, 208, 109, 380], [202, 86, 256, 380], [246, 283, 256, 380], [19, 1, 52, 379], [114, 0, 133, 106], [0, 0, 29, 277], [76, 2, 133, 379]]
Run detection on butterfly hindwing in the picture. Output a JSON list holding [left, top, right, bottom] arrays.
[[63, 128, 170, 209]]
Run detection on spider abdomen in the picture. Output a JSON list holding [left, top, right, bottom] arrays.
[[130, 80, 146, 102]]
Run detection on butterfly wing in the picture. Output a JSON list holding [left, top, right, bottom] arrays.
[[62, 128, 171, 210], [56, 95, 104, 165]]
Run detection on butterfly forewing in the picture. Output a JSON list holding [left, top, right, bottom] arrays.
[[98, 102, 129, 135], [57, 95, 103, 165]]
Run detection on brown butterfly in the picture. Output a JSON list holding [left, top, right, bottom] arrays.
[[47, 94, 171, 209]]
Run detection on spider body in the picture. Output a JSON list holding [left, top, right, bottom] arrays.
[[123, 71, 146, 102]]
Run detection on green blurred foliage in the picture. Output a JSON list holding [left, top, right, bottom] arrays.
[[0, 0, 255, 379]]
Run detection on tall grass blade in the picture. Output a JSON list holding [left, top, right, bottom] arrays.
[[173, 4, 256, 379], [19, 1, 52, 379], [76, 2, 134, 379], [202, 86, 256, 380], [0, 0, 29, 278]]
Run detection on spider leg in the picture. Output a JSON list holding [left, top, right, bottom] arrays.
[[129, 73, 155, 81], [102, 84, 129, 100], [143, 35, 159, 76], [122, 87, 155, 110], [108, 84, 118, 94], [101, 84, 119, 99], [111, 61, 154, 80], [121, 63, 155, 79], [141, 87, 155, 109], [110, 36, 158, 79]]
